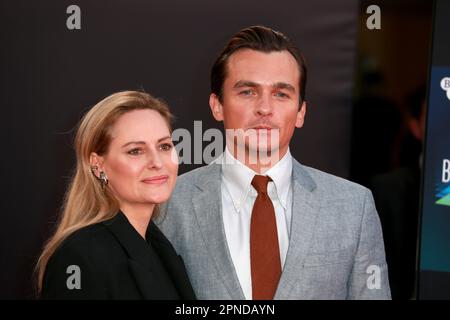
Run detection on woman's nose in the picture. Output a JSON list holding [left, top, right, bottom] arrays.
[[146, 151, 163, 169]]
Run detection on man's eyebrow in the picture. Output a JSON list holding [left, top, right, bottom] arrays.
[[233, 80, 260, 89], [121, 136, 171, 148], [232, 80, 296, 93], [273, 82, 296, 93]]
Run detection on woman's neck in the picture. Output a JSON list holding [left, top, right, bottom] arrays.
[[120, 203, 155, 239]]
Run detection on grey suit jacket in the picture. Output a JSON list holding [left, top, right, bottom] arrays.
[[156, 159, 391, 299]]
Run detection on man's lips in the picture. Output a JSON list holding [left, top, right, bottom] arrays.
[[141, 175, 169, 184], [248, 125, 275, 130]]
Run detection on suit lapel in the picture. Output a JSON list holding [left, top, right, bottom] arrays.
[[127, 260, 170, 299], [103, 212, 179, 299], [275, 160, 321, 299], [147, 222, 196, 299], [192, 163, 245, 299]]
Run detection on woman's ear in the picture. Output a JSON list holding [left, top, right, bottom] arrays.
[[89, 152, 104, 178]]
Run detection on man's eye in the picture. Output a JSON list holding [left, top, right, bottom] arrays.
[[275, 91, 289, 98], [159, 143, 173, 151], [239, 89, 255, 96], [128, 148, 143, 155]]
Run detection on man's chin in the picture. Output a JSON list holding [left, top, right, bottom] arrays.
[[233, 143, 280, 162], [247, 143, 279, 153]]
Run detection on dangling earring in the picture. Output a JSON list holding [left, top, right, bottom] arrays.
[[99, 171, 108, 189], [90, 165, 108, 189]]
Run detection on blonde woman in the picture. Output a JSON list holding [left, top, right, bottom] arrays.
[[36, 91, 195, 299]]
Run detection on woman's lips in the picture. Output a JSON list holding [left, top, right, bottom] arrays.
[[141, 175, 169, 184]]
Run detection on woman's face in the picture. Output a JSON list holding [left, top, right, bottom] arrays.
[[94, 109, 178, 210]]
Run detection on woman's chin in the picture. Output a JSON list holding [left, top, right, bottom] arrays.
[[144, 194, 171, 205]]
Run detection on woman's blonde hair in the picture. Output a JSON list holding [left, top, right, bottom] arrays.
[[35, 90, 173, 294]]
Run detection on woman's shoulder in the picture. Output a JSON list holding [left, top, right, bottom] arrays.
[[42, 222, 117, 299], [60, 223, 110, 251], [51, 219, 124, 265]]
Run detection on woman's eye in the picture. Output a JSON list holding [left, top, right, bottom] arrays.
[[159, 143, 173, 151], [128, 148, 143, 155]]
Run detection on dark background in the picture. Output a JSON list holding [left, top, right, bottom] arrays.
[[0, 0, 433, 299]]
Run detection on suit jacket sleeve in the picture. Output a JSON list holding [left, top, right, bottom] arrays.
[[41, 241, 107, 299], [347, 189, 392, 299]]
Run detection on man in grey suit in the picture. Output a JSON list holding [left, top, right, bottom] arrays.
[[157, 25, 391, 299]]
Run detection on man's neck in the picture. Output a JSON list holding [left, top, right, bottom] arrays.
[[227, 146, 288, 174]]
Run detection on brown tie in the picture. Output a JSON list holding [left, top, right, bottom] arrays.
[[250, 175, 281, 300]]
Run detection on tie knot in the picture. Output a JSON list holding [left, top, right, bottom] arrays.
[[251, 175, 270, 194]]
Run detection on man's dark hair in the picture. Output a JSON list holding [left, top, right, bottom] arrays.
[[211, 25, 307, 104]]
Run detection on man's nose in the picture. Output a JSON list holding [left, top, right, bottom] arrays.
[[255, 92, 273, 116]]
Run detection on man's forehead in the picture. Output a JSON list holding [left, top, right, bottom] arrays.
[[228, 48, 296, 63], [225, 49, 300, 86]]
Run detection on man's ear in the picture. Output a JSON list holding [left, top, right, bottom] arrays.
[[89, 152, 105, 178], [209, 93, 224, 121], [295, 101, 307, 128]]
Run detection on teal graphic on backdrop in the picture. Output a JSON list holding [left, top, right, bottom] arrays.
[[436, 185, 450, 206], [436, 159, 450, 206], [420, 66, 450, 273], [418, 0, 450, 299]]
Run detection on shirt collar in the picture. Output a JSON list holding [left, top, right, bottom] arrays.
[[221, 147, 293, 212], [265, 148, 293, 210]]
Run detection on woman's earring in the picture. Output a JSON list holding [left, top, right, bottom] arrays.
[[99, 171, 108, 189], [90, 165, 108, 189]]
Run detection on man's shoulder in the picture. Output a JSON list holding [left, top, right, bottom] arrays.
[[296, 162, 370, 197], [175, 163, 221, 189]]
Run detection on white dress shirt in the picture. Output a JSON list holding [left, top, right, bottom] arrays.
[[220, 147, 293, 300]]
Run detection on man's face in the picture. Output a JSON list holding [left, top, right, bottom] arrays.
[[210, 49, 306, 160]]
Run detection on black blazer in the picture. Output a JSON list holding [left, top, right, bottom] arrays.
[[41, 211, 196, 299]]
